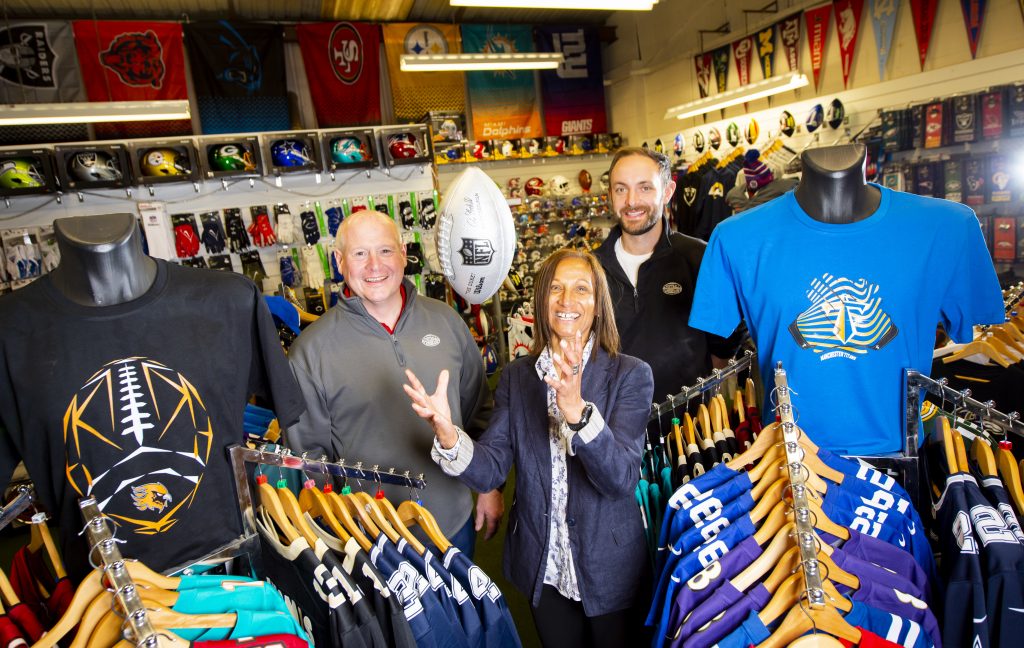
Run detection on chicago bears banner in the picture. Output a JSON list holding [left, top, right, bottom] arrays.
[[868, 0, 899, 80], [461, 24, 542, 141], [959, 0, 986, 59], [72, 21, 189, 138], [535, 26, 606, 137], [833, 0, 863, 89], [183, 21, 290, 134], [296, 22, 381, 127], [909, 0, 938, 69], [383, 23, 464, 122], [0, 21, 84, 103], [778, 13, 802, 72], [805, 3, 832, 90]]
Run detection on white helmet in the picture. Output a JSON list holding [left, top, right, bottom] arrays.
[[550, 175, 571, 196]]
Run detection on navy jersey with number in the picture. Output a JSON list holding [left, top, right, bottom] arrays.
[[442, 547, 522, 648]]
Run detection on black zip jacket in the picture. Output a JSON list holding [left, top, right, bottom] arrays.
[[594, 221, 745, 401]]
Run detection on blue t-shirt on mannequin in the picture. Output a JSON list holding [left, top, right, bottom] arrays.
[[689, 147, 1003, 454]]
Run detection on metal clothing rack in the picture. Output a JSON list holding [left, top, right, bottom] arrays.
[[79, 497, 162, 648], [905, 368, 1024, 440], [0, 485, 34, 532], [649, 350, 757, 421]]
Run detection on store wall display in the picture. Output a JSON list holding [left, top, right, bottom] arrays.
[[129, 139, 199, 186], [462, 24, 543, 142], [295, 21, 382, 127], [0, 149, 57, 197], [199, 135, 262, 179], [261, 132, 323, 176], [534, 25, 607, 137], [378, 125, 431, 167], [320, 128, 377, 171], [54, 143, 130, 191], [382, 23, 466, 122]]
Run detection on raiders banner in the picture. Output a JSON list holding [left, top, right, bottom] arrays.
[[834, 0, 863, 89], [695, 52, 712, 98], [805, 3, 832, 91], [951, 94, 977, 143], [755, 25, 776, 80], [778, 13, 801, 72], [383, 23, 464, 122], [297, 22, 381, 127], [183, 21, 290, 134], [711, 45, 730, 94], [868, 0, 899, 81], [72, 21, 189, 139], [959, 0, 986, 59], [732, 36, 753, 88], [0, 20, 84, 103], [462, 24, 542, 141], [535, 26, 606, 137], [909, 0, 938, 70]]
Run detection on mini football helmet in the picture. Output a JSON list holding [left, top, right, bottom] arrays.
[[331, 137, 366, 164], [141, 148, 188, 177], [209, 144, 256, 171], [525, 177, 545, 196], [271, 140, 313, 167], [0, 158, 44, 189], [550, 175, 571, 196], [68, 150, 122, 181], [388, 133, 419, 159]]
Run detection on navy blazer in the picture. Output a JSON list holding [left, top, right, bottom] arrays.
[[458, 346, 655, 616]]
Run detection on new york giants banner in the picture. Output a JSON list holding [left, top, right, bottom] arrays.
[[535, 26, 606, 136], [695, 52, 712, 98], [183, 21, 290, 134], [960, 0, 987, 58], [72, 21, 189, 138], [383, 23, 464, 121], [462, 24, 542, 141], [778, 13, 802, 72], [0, 21, 84, 103], [756, 25, 776, 80], [296, 22, 381, 127], [833, 0, 863, 88], [805, 3, 832, 90], [868, 0, 899, 80], [712, 45, 730, 93], [732, 36, 754, 87], [909, 0, 938, 69]]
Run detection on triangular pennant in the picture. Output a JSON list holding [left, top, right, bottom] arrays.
[[756, 24, 776, 79], [960, 0, 987, 58], [712, 45, 731, 93], [805, 3, 832, 90], [732, 36, 754, 87], [909, 0, 939, 69], [869, 0, 900, 80], [833, 0, 864, 89], [778, 13, 802, 72], [695, 52, 713, 98]]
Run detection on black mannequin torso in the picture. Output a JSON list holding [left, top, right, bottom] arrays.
[[47, 213, 157, 307], [793, 144, 881, 223]]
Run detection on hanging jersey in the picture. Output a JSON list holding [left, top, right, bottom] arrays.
[[979, 476, 1024, 544], [831, 549, 928, 603], [838, 627, 906, 647], [186, 611, 312, 644], [0, 617, 26, 648], [193, 633, 310, 648], [6, 604, 43, 642], [397, 540, 477, 648], [312, 539, 388, 648], [178, 574, 257, 589], [675, 581, 770, 648], [658, 464, 741, 566], [832, 530, 931, 597], [442, 547, 522, 648], [172, 581, 294, 620]]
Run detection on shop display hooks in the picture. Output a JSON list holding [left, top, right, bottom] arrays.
[[649, 349, 756, 421], [230, 444, 427, 490], [905, 368, 1024, 441], [0, 484, 34, 533]]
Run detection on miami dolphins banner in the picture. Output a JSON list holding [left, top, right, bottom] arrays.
[[805, 3, 832, 90], [535, 26, 606, 136], [711, 45, 730, 93], [909, 0, 938, 69], [72, 21, 189, 138], [778, 13, 802, 72], [183, 21, 290, 134], [868, 0, 899, 80], [461, 24, 542, 141], [755, 24, 776, 80], [833, 0, 863, 88], [960, 0, 986, 58], [296, 22, 381, 127], [695, 52, 712, 98], [383, 23, 464, 121], [0, 21, 84, 104]]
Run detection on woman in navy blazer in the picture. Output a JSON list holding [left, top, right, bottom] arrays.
[[405, 249, 655, 648]]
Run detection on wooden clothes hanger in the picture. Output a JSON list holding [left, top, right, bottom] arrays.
[[941, 334, 1014, 368], [324, 488, 373, 552], [28, 513, 67, 580], [0, 568, 17, 608], [397, 500, 453, 554], [297, 482, 351, 543], [997, 443, 1024, 515], [970, 437, 998, 478], [762, 545, 858, 595], [757, 597, 860, 648], [759, 572, 852, 629]]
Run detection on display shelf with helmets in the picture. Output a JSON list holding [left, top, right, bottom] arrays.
[[54, 143, 131, 192], [0, 149, 58, 198], [320, 128, 378, 172], [199, 135, 263, 180], [261, 131, 324, 176], [129, 139, 200, 188]]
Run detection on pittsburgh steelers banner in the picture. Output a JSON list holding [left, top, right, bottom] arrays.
[[383, 23, 464, 122], [909, 0, 938, 69], [711, 45, 730, 93], [0, 20, 84, 103], [868, 0, 899, 80], [833, 0, 863, 88], [535, 26, 606, 137], [959, 0, 986, 59], [183, 21, 290, 134], [695, 52, 712, 98], [296, 22, 381, 127], [778, 13, 802, 72], [805, 3, 832, 90], [461, 24, 542, 141], [72, 21, 189, 138], [755, 25, 776, 80], [732, 36, 753, 88]]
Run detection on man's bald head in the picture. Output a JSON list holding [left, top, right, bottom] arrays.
[[334, 210, 402, 257]]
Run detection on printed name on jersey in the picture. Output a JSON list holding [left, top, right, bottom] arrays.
[[788, 274, 899, 361]]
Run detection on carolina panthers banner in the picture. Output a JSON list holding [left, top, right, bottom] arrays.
[[868, 0, 899, 80], [383, 23, 464, 122], [183, 21, 290, 134], [0, 20, 84, 103], [461, 24, 543, 141], [72, 21, 190, 138], [535, 26, 606, 137], [296, 22, 381, 127]]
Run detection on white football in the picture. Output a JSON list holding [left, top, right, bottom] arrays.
[[436, 166, 516, 304]]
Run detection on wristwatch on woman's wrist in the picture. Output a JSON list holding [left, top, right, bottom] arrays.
[[566, 403, 594, 432]]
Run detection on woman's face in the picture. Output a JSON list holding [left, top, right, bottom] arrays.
[[546, 257, 596, 348]]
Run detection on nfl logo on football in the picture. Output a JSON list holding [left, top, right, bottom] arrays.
[[458, 238, 495, 266]]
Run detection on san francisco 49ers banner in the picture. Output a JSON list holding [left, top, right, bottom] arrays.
[[383, 23, 464, 122], [184, 21, 290, 134], [535, 26, 606, 137], [72, 21, 189, 138], [833, 0, 864, 89], [461, 24, 543, 141], [296, 22, 381, 127]]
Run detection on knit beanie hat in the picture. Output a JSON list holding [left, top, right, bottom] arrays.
[[743, 149, 774, 195]]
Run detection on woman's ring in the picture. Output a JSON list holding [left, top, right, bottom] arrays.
[[572, 365, 580, 375]]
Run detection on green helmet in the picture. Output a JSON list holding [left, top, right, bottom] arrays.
[[209, 144, 255, 171], [0, 158, 44, 189]]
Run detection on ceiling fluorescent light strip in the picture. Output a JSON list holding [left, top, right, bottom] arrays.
[[450, 0, 657, 9], [664, 73, 809, 120], [0, 100, 191, 126], [400, 53, 564, 72]]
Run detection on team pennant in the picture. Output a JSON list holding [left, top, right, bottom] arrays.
[[695, 52, 712, 98], [732, 36, 754, 87], [868, 0, 899, 80], [778, 13, 802, 72], [805, 3, 832, 90], [960, 0, 987, 59], [755, 25, 776, 79], [712, 45, 730, 93], [909, 0, 938, 69], [833, 0, 863, 89]]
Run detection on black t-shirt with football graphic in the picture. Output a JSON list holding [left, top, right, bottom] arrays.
[[0, 260, 305, 581]]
